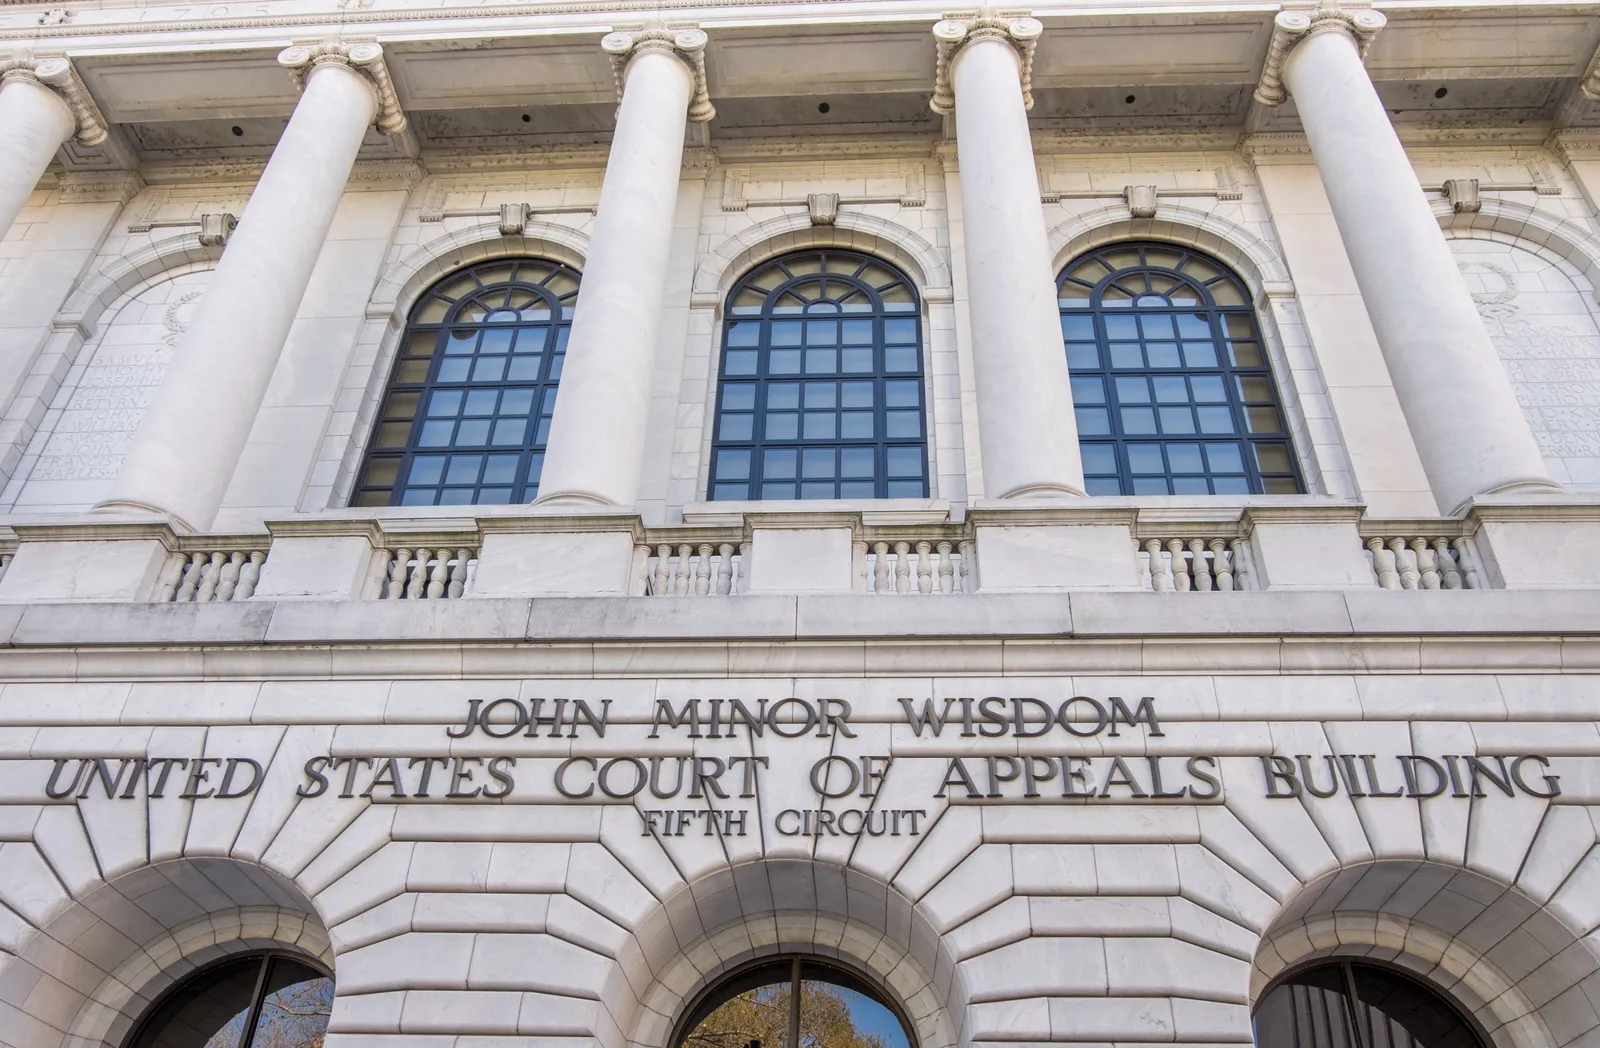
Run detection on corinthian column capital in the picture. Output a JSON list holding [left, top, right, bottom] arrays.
[[278, 40, 406, 134], [602, 24, 715, 122], [1254, 3, 1386, 106], [930, 7, 1043, 114], [0, 53, 107, 145]]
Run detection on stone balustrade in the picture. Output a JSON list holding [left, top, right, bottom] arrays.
[[634, 535, 747, 596], [154, 546, 268, 602], [1133, 530, 1258, 593], [855, 534, 975, 594], [1360, 526, 1484, 590], [1, 500, 1595, 604], [363, 545, 478, 599]]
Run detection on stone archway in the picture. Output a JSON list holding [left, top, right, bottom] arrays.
[[0, 856, 330, 1048], [622, 859, 964, 1048], [1253, 859, 1599, 1048]]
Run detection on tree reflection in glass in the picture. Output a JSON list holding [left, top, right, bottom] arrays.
[[678, 959, 912, 1048], [129, 954, 333, 1048]]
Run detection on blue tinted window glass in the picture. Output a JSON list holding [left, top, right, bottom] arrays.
[[711, 251, 926, 500], [1058, 242, 1302, 500]]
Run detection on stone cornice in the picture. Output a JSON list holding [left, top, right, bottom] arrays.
[[602, 22, 714, 123], [1237, 132, 1313, 163], [1548, 129, 1600, 163], [930, 7, 1041, 114], [278, 39, 406, 135], [1254, 3, 1386, 107], [55, 168, 143, 204], [0, 52, 106, 145]]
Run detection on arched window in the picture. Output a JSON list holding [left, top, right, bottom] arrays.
[[353, 258, 580, 507], [1058, 242, 1302, 496], [708, 250, 928, 501], [1254, 960, 1488, 1048], [127, 952, 332, 1048], [674, 956, 915, 1048]]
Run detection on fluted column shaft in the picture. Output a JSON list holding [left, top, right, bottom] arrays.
[[0, 71, 77, 242], [534, 29, 706, 506], [937, 17, 1085, 499], [1278, 13, 1557, 513], [98, 55, 378, 531]]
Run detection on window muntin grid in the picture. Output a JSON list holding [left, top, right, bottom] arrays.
[[1058, 242, 1302, 496], [353, 258, 579, 507], [709, 250, 928, 501]]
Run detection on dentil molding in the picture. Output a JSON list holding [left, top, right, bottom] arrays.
[[1254, 2, 1386, 107], [930, 7, 1042, 114], [602, 23, 715, 123], [0, 52, 107, 145], [277, 39, 406, 135]]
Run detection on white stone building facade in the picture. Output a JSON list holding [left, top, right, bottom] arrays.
[[0, 2, 1599, 1047]]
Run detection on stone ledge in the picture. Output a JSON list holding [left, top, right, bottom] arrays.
[[0, 591, 1594, 650]]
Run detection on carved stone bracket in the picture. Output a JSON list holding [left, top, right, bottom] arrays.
[[418, 201, 597, 226], [930, 8, 1043, 114], [1254, 4, 1386, 106], [278, 41, 406, 135], [602, 24, 715, 123], [1124, 184, 1158, 218], [1442, 178, 1480, 214], [1581, 44, 1600, 102], [0, 53, 108, 146], [125, 211, 237, 248]]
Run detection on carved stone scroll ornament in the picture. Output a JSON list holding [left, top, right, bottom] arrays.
[[1253, 4, 1387, 106], [277, 41, 407, 135], [602, 24, 715, 123], [0, 54, 108, 146], [930, 9, 1043, 114]]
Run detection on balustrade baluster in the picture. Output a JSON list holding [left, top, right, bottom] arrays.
[[1229, 538, 1252, 590], [915, 541, 934, 594], [386, 549, 411, 599], [736, 542, 750, 593], [958, 540, 975, 593], [695, 543, 713, 595], [408, 548, 432, 599], [1452, 538, 1480, 589], [873, 541, 890, 594], [426, 553, 450, 599], [361, 549, 391, 599], [1388, 537, 1419, 590], [1366, 538, 1399, 589], [894, 541, 912, 594], [1210, 539, 1233, 591], [195, 552, 225, 602], [1145, 539, 1170, 592], [674, 543, 693, 595], [1409, 537, 1439, 589], [215, 551, 245, 602], [176, 552, 207, 601], [1189, 538, 1212, 591], [155, 552, 187, 602], [716, 543, 734, 595], [652, 543, 671, 596], [1433, 537, 1462, 589], [937, 541, 955, 594], [1167, 539, 1191, 592], [237, 551, 266, 599], [449, 549, 472, 597]]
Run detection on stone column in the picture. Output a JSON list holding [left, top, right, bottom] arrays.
[[1258, 7, 1558, 514], [0, 55, 107, 243], [534, 25, 714, 507], [931, 13, 1085, 500], [97, 43, 405, 532]]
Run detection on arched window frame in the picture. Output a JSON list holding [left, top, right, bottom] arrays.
[[1058, 242, 1304, 496], [670, 954, 919, 1048], [352, 257, 580, 507], [707, 249, 931, 502], [124, 950, 333, 1048], [1253, 957, 1492, 1048]]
